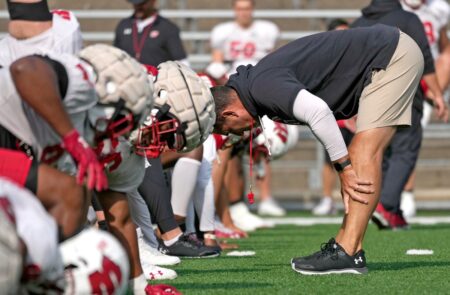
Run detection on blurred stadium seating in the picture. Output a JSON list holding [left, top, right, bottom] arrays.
[[1, 0, 449, 206]]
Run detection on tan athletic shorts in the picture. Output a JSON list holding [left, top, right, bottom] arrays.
[[356, 31, 424, 132]]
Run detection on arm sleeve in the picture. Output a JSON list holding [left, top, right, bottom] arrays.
[[166, 26, 187, 61], [292, 89, 348, 161], [405, 15, 435, 75]]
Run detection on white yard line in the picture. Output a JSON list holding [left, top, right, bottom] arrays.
[[263, 216, 450, 226]]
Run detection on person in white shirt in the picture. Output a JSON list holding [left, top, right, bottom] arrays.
[[0, 0, 82, 67], [209, 0, 284, 225], [210, 0, 280, 76]]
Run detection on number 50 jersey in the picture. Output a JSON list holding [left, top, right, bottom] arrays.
[[210, 20, 279, 74]]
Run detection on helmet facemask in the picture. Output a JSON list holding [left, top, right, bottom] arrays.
[[134, 104, 187, 158]]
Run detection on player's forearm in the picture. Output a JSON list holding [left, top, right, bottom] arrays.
[[292, 89, 348, 161], [423, 73, 444, 98], [10, 56, 74, 137]]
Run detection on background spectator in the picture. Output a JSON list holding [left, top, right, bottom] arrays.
[[114, 0, 188, 66]]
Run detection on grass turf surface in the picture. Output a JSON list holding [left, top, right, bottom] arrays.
[[157, 214, 450, 294]]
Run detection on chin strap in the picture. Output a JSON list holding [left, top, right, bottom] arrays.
[[247, 120, 255, 204]]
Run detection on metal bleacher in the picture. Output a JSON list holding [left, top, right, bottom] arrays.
[[0, 9, 362, 69], [0, 4, 449, 203]]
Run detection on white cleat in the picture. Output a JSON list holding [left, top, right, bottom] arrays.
[[230, 202, 274, 232], [312, 197, 337, 216], [142, 263, 177, 281], [138, 232, 181, 266], [258, 198, 286, 217], [400, 191, 416, 219]]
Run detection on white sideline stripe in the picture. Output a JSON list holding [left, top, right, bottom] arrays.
[[263, 216, 450, 226]]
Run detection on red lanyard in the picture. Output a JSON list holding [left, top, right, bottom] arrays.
[[132, 15, 157, 61], [247, 120, 255, 204]]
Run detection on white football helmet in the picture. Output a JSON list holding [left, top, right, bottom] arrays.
[[79, 44, 154, 141], [134, 61, 216, 157], [253, 116, 299, 160], [60, 228, 130, 295]]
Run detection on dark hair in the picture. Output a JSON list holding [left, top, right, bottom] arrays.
[[327, 18, 349, 31], [210, 86, 236, 130]]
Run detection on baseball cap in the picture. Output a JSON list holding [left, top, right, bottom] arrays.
[[127, 0, 148, 4]]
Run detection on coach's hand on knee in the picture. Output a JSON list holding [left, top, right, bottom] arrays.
[[338, 167, 373, 214]]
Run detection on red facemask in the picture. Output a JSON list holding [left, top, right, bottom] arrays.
[[133, 115, 184, 158]]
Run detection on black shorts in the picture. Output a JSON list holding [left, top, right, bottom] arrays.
[[324, 127, 354, 165]]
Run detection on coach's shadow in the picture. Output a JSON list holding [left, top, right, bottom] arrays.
[[370, 261, 450, 272]]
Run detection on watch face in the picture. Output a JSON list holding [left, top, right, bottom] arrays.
[[333, 162, 343, 172]]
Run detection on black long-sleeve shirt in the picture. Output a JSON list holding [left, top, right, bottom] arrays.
[[227, 25, 400, 122]]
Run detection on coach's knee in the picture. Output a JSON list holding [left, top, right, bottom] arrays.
[[349, 128, 395, 165]]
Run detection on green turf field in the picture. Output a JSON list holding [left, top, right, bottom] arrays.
[[158, 214, 450, 295]]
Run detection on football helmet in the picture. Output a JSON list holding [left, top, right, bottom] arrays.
[[79, 44, 154, 142], [253, 116, 299, 160], [60, 228, 130, 295], [134, 61, 215, 157]]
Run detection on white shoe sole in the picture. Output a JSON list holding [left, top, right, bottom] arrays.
[[291, 261, 368, 275]]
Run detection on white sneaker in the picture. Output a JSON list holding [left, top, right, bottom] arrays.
[[138, 233, 180, 266], [141, 263, 177, 280], [230, 202, 274, 232], [312, 197, 337, 216], [400, 191, 416, 218], [258, 198, 286, 217]]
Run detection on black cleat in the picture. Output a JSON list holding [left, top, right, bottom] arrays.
[[291, 238, 368, 275], [185, 233, 222, 254], [158, 234, 220, 259]]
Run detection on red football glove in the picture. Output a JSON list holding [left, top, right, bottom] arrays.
[[62, 129, 108, 191]]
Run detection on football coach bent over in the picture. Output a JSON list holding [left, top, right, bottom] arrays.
[[211, 24, 434, 275]]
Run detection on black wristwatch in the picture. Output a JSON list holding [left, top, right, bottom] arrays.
[[333, 159, 352, 172]]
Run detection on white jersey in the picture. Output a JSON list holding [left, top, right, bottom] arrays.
[[0, 10, 82, 67], [0, 53, 96, 158], [0, 177, 65, 293], [81, 106, 145, 193], [211, 20, 279, 73], [0, 52, 145, 193], [402, 0, 450, 59]]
